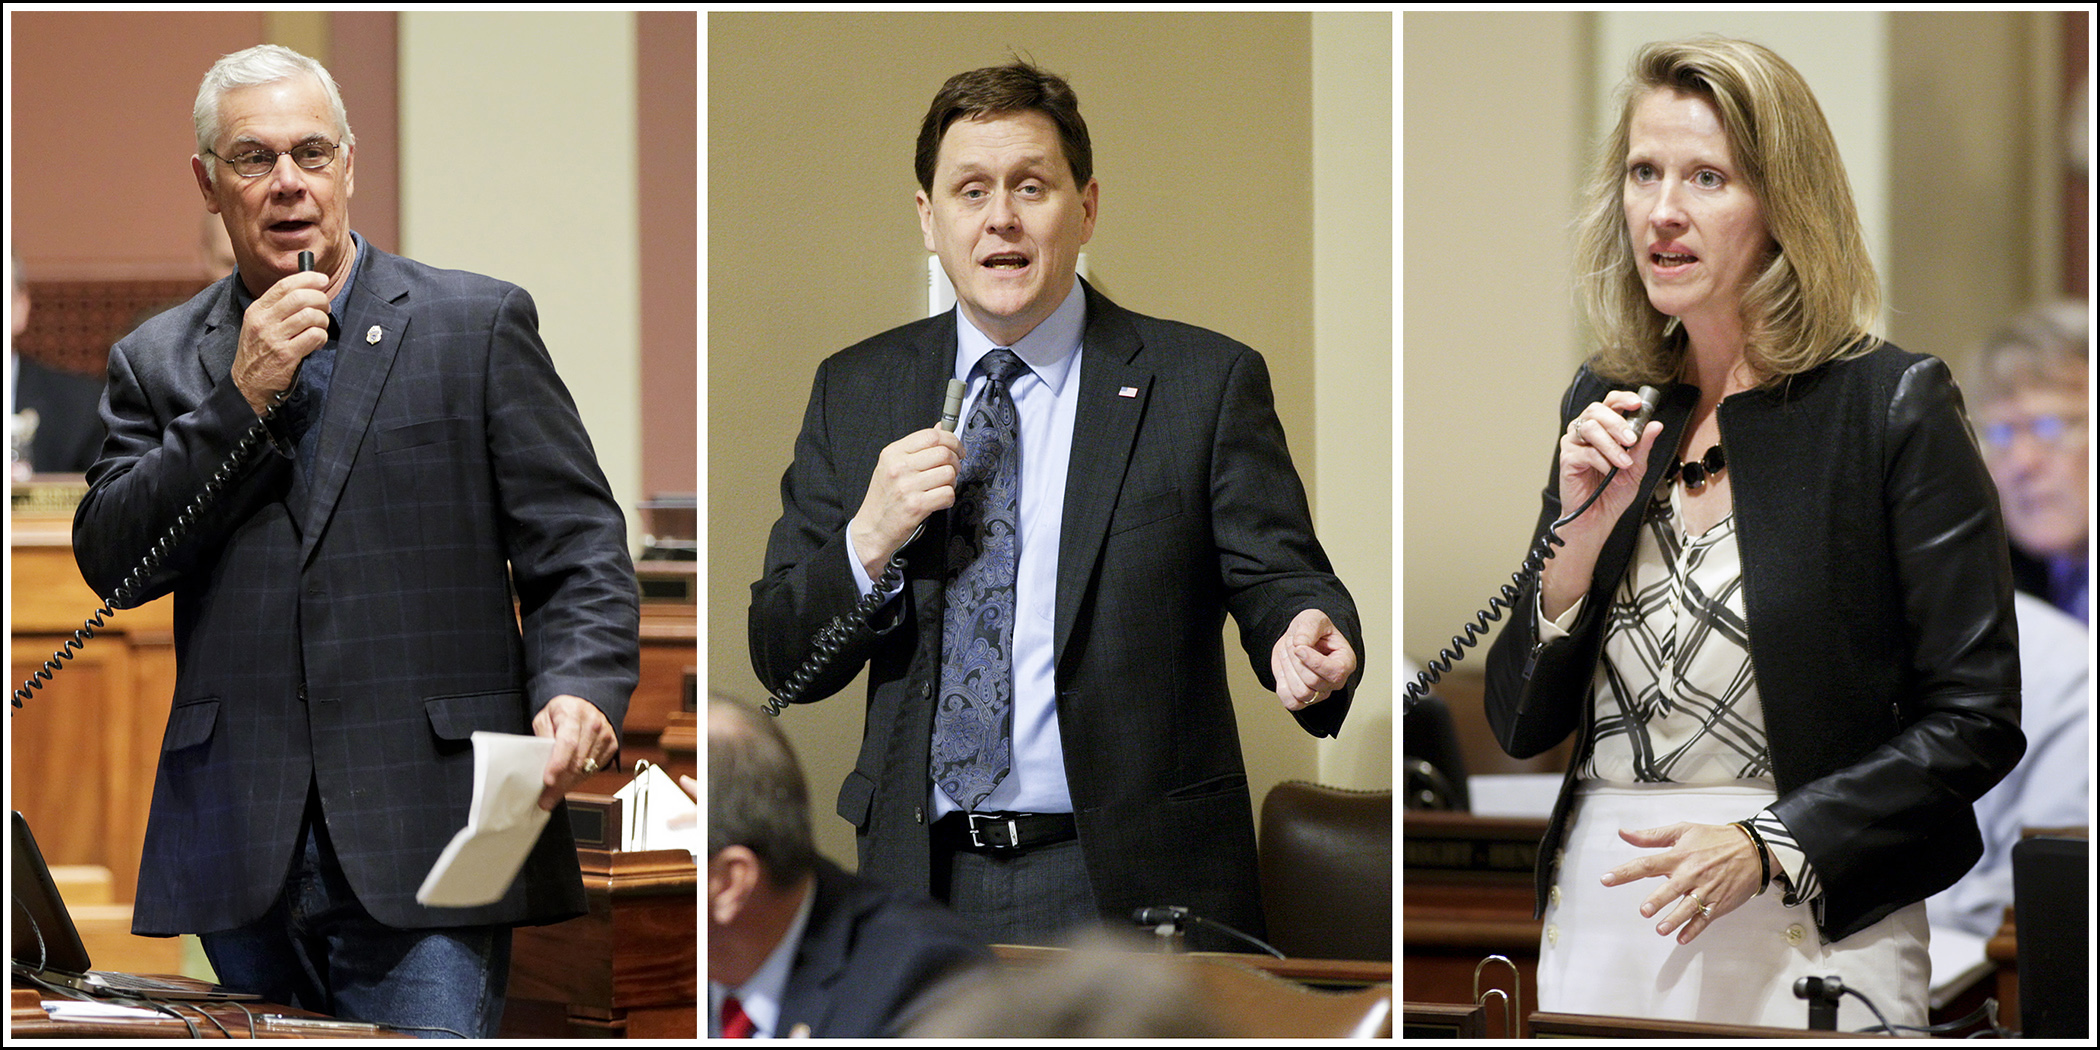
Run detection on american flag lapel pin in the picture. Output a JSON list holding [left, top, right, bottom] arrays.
[[1118, 386, 1138, 398]]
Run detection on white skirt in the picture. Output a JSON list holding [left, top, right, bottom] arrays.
[[1535, 781, 1928, 1031]]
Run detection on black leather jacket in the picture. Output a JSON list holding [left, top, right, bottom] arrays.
[[1484, 343, 2025, 942]]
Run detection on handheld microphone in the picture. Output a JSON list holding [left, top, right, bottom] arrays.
[[298, 250, 315, 272], [1629, 384, 1661, 436], [939, 378, 965, 433]]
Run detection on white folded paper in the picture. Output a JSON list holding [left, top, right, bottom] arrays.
[[617, 759, 700, 856], [415, 732, 555, 907]]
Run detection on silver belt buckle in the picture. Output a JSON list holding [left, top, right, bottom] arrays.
[[965, 812, 1019, 850]]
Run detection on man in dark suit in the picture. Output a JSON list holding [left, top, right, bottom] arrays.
[[71, 45, 636, 1036], [709, 698, 987, 1038], [11, 260, 106, 475], [749, 62, 1362, 950]]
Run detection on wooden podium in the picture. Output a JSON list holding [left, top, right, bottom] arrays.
[[502, 847, 697, 1039], [10, 504, 174, 907]]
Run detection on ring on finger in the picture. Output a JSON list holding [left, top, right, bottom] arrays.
[[1687, 891, 1713, 918], [582, 757, 599, 774]]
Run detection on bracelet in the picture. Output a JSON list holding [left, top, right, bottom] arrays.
[[1733, 819, 1771, 895]]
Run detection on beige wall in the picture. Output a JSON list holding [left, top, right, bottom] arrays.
[[1402, 11, 1593, 684], [400, 13, 643, 550], [1402, 12, 2076, 688], [1311, 15, 1394, 787], [710, 11, 1392, 868]]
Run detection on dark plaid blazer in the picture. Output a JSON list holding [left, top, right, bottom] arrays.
[[751, 281, 1362, 945], [75, 244, 638, 935]]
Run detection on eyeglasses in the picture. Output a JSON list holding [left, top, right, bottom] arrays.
[[1981, 413, 2087, 451], [205, 141, 342, 179]]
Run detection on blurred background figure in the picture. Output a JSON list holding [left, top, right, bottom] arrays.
[[708, 698, 986, 1038], [1928, 303, 2093, 940], [907, 927, 1392, 1038], [11, 252, 107, 478], [907, 931, 1223, 1039], [1968, 301, 2089, 624]]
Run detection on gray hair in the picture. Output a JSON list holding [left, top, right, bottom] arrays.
[[193, 45, 354, 183], [707, 697, 817, 886], [1967, 300, 2089, 407]]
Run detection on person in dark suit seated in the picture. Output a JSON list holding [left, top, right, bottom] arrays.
[[749, 60, 1364, 952], [70, 45, 637, 1037], [709, 697, 988, 1038], [11, 257, 106, 475]]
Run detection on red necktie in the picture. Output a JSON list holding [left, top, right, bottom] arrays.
[[721, 994, 755, 1039]]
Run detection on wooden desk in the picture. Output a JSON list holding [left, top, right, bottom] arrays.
[[10, 983, 414, 1039], [502, 848, 696, 1038], [10, 507, 175, 905], [1402, 811, 1545, 1033], [1528, 1009, 1898, 1038], [991, 943, 1389, 989], [626, 595, 697, 778]]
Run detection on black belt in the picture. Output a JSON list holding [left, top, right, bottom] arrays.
[[932, 810, 1076, 853]]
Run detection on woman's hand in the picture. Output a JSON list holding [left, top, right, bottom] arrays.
[[1540, 391, 1663, 619], [1600, 821, 1765, 944]]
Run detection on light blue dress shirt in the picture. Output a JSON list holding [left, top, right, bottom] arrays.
[[849, 282, 1086, 817]]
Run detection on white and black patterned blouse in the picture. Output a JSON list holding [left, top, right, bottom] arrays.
[[1551, 484, 1823, 907]]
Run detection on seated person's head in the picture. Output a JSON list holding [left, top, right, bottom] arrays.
[[1968, 302, 2088, 564], [707, 699, 818, 984]]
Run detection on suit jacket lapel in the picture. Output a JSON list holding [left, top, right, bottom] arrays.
[[299, 246, 406, 566], [1054, 283, 1148, 671], [901, 319, 958, 588], [191, 279, 243, 398], [900, 321, 953, 451]]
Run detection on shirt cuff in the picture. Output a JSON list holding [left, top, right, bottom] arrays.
[[1537, 593, 1585, 641], [845, 528, 904, 603], [1749, 808, 1822, 907]]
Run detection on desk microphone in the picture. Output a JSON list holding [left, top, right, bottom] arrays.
[[1131, 906, 1284, 959]]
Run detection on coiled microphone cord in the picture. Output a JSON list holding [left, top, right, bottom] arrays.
[[14, 403, 286, 710], [763, 548, 909, 717], [1402, 386, 1658, 711], [14, 250, 323, 712]]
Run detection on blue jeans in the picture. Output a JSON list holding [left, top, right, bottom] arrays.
[[199, 799, 511, 1038]]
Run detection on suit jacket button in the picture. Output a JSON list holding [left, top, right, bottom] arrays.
[[915, 806, 925, 824]]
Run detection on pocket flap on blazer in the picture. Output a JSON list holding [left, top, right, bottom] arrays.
[[1108, 487, 1184, 535], [1164, 771, 1248, 801], [837, 770, 876, 828], [424, 690, 530, 740], [162, 699, 221, 752], [377, 417, 464, 453]]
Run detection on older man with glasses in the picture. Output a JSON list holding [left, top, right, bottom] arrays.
[[69, 44, 638, 1036]]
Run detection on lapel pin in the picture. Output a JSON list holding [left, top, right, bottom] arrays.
[[1118, 386, 1138, 398], [366, 325, 382, 345]]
